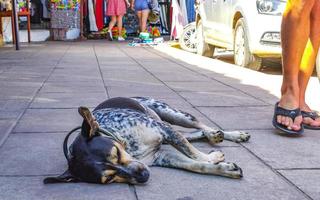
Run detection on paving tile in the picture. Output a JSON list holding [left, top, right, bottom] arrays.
[[207, 75, 280, 105], [107, 85, 178, 100], [198, 105, 273, 130], [13, 109, 82, 133], [47, 74, 102, 82], [39, 81, 106, 93], [105, 79, 163, 87], [278, 170, 320, 200], [0, 133, 67, 175], [0, 99, 29, 119], [180, 90, 267, 107], [0, 71, 49, 82], [0, 119, 16, 145], [135, 147, 306, 200], [0, 81, 42, 100], [155, 72, 211, 82], [31, 92, 107, 108], [166, 81, 236, 92], [243, 130, 320, 169], [0, 176, 135, 200]]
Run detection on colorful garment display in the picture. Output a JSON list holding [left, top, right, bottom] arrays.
[[84, 0, 172, 36]]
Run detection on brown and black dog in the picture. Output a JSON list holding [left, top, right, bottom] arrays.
[[44, 97, 250, 184]]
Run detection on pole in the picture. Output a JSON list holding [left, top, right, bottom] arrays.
[[11, 0, 19, 50]]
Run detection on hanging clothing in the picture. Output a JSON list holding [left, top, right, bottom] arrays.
[[95, 0, 104, 30], [170, 0, 186, 39], [186, 0, 195, 22], [179, 0, 188, 26], [107, 0, 127, 16], [88, 0, 98, 31]]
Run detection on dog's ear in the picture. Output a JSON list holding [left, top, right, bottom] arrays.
[[78, 106, 99, 138], [43, 170, 78, 184]]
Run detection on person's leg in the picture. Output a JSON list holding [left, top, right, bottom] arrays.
[[140, 9, 150, 32], [108, 15, 117, 31], [116, 15, 123, 38], [107, 15, 117, 40], [299, 1, 320, 128], [136, 11, 142, 32], [277, 0, 315, 131]]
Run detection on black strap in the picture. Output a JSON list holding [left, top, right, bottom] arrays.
[[274, 103, 301, 121], [302, 111, 320, 120], [63, 126, 126, 163]]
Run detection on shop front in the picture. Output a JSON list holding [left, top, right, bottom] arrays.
[[0, 0, 195, 43]]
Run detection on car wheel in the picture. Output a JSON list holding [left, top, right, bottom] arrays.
[[234, 18, 262, 71], [196, 20, 215, 57], [179, 22, 197, 53]]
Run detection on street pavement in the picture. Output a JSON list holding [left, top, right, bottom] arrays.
[[0, 41, 319, 200]]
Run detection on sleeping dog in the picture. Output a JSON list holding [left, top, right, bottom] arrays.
[[44, 97, 250, 184]]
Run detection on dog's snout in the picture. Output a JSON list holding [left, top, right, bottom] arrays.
[[116, 161, 150, 184], [134, 167, 150, 183], [127, 161, 150, 183]]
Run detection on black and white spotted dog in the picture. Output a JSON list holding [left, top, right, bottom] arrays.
[[44, 97, 250, 184]]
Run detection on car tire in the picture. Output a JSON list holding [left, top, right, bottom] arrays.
[[179, 22, 197, 53], [234, 18, 262, 71], [196, 20, 215, 57]]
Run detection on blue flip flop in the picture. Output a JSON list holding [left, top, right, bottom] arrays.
[[302, 111, 320, 130], [272, 102, 304, 134]]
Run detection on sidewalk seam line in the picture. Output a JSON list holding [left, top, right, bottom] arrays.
[[240, 143, 314, 200], [148, 47, 273, 106], [93, 43, 110, 99], [0, 45, 71, 150]]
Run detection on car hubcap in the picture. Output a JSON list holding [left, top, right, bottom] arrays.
[[235, 26, 245, 66], [183, 27, 197, 50]]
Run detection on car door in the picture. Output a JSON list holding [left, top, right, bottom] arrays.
[[217, 0, 233, 46], [200, 0, 214, 30], [211, 0, 233, 45], [203, 0, 233, 48]]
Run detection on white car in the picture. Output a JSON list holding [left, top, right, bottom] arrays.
[[195, 0, 286, 70]]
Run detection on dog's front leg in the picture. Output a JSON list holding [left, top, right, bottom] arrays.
[[152, 150, 242, 179], [219, 130, 250, 143], [159, 124, 224, 164]]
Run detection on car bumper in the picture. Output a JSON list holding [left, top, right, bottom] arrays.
[[245, 14, 282, 58]]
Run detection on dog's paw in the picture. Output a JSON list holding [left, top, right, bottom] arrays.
[[216, 162, 243, 179], [223, 130, 250, 143], [207, 150, 225, 164], [203, 130, 224, 144]]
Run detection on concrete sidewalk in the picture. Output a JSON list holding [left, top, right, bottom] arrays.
[[0, 41, 319, 200]]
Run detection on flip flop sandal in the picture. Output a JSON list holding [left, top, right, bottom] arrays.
[[272, 102, 304, 134], [302, 111, 320, 130]]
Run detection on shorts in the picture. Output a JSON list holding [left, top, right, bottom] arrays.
[[135, 0, 149, 11]]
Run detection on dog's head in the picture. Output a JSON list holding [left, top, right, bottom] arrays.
[[44, 107, 150, 185]]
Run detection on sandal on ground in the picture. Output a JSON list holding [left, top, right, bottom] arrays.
[[272, 102, 304, 134], [302, 111, 320, 130]]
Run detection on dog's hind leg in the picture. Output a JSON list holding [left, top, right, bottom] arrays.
[[159, 124, 224, 164], [131, 97, 224, 144], [132, 97, 250, 143], [152, 150, 242, 179]]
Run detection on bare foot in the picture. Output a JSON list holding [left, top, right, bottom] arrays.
[[276, 101, 303, 132], [300, 104, 320, 129]]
